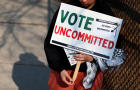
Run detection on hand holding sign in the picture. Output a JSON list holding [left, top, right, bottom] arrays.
[[72, 4, 96, 83], [50, 3, 123, 82], [50, 3, 123, 60], [73, 52, 93, 62], [72, 52, 94, 82]]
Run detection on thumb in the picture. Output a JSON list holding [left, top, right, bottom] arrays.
[[65, 72, 73, 82]]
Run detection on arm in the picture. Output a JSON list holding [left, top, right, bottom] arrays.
[[44, 9, 74, 85]]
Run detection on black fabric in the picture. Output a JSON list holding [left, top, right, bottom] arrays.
[[44, 0, 117, 72]]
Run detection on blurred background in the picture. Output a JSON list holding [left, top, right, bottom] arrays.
[[0, 0, 139, 90], [0, 0, 60, 90]]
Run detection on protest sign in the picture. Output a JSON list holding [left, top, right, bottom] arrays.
[[50, 3, 123, 60]]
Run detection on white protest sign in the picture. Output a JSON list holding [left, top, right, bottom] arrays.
[[64, 48, 77, 66], [50, 3, 123, 60]]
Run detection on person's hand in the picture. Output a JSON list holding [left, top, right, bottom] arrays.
[[73, 52, 93, 63], [60, 70, 73, 85]]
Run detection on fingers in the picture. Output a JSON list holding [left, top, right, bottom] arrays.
[[60, 70, 73, 85], [73, 54, 83, 58], [73, 54, 85, 61], [65, 73, 73, 85], [62, 76, 73, 85], [73, 53, 93, 62]]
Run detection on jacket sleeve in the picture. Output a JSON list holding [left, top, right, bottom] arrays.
[[44, 9, 65, 72]]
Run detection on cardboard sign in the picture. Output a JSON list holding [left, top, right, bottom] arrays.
[[50, 3, 123, 60]]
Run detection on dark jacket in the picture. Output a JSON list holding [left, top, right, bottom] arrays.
[[44, 0, 118, 72]]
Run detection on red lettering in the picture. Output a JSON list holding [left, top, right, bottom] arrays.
[[94, 36, 98, 45], [66, 29, 72, 37], [84, 34, 92, 43], [108, 41, 114, 49], [90, 35, 94, 44], [72, 31, 78, 39], [98, 37, 103, 46], [102, 39, 108, 48], [54, 25, 59, 34], [60, 27, 66, 36], [54, 25, 115, 50], [77, 32, 85, 41]]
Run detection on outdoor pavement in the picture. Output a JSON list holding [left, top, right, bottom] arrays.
[[0, 0, 60, 90]]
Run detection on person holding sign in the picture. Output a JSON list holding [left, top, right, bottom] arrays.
[[44, 0, 125, 90]]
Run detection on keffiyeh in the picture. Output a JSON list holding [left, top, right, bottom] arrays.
[[83, 49, 126, 89]]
